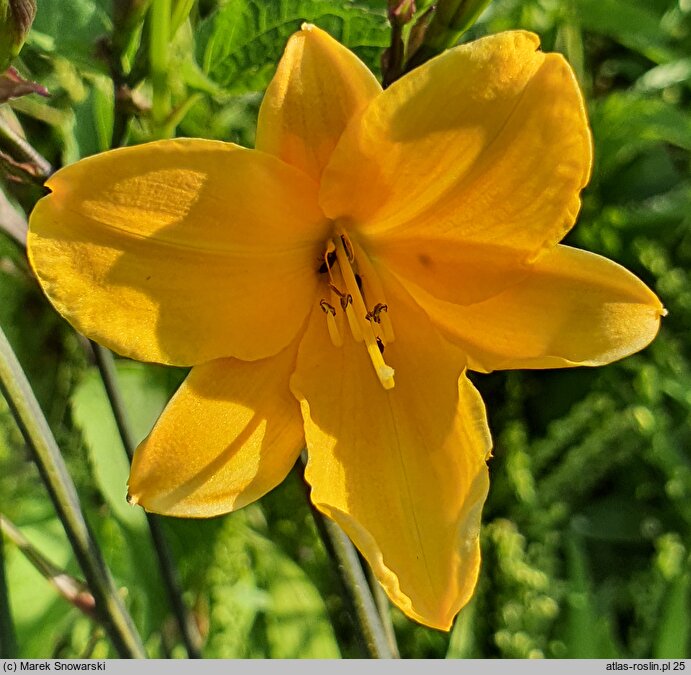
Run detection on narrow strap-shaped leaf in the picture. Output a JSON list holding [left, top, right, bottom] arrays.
[[297, 455, 396, 659], [0, 514, 17, 658], [0, 513, 96, 619], [0, 325, 146, 658]]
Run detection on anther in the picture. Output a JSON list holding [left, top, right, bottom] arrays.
[[320, 299, 336, 316], [366, 303, 388, 324]]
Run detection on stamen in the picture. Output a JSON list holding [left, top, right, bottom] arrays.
[[333, 235, 395, 390], [320, 299, 336, 315], [351, 244, 396, 344], [318, 249, 337, 275], [320, 299, 343, 347], [366, 303, 388, 323], [322, 240, 337, 285], [336, 292, 361, 342]]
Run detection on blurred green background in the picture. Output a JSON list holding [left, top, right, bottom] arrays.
[[0, 0, 689, 659]]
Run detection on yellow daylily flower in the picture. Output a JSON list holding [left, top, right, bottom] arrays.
[[27, 25, 664, 630]]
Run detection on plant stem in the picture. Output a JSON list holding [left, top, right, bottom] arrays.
[[0, 325, 146, 658], [91, 343, 203, 658], [297, 455, 395, 659], [382, 21, 405, 88], [0, 113, 53, 181], [366, 563, 400, 657], [0, 513, 96, 619], [149, 0, 172, 132], [0, 515, 17, 658]]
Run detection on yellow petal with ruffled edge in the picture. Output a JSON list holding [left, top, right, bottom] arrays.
[[401, 245, 665, 372], [128, 339, 304, 517], [321, 31, 592, 304], [28, 139, 328, 366], [256, 23, 381, 182], [291, 276, 491, 630]]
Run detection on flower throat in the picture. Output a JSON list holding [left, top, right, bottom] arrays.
[[319, 232, 396, 390]]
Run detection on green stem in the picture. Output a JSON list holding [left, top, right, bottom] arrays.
[[298, 455, 395, 659], [404, 0, 492, 72], [0, 513, 96, 619], [91, 343, 203, 658], [0, 114, 53, 181], [111, 89, 131, 149], [149, 0, 172, 132], [382, 21, 405, 88], [366, 563, 400, 657], [0, 325, 146, 658], [0, 514, 17, 658]]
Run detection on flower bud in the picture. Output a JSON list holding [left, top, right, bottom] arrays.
[[387, 0, 415, 27], [0, 0, 36, 70], [406, 0, 492, 69]]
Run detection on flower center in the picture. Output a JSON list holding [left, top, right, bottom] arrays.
[[319, 231, 396, 390]]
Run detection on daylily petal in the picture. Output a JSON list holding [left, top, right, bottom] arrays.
[[28, 139, 328, 366], [291, 277, 491, 630], [361, 235, 531, 305], [403, 245, 665, 372], [128, 339, 304, 517], [256, 23, 381, 182], [321, 31, 591, 263]]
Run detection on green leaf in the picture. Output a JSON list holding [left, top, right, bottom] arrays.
[[562, 531, 620, 658], [591, 92, 691, 182], [70, 361, 175, 528], [30, 0, 111, 71], [575, 0, 678, 63], [252, 530, 340, 658], [446, 597, 477, 658], [72, 74, 114, 157], [70, 361, 187, 645], [197, 0, 389, 94], [635, 57, 691, 93], [654, 574, 690, 658], [4, 516, 81, 657]]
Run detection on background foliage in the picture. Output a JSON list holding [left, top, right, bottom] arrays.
[[0, 0, 689, 659]]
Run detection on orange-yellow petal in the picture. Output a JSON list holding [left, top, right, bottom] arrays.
[[362, 235, 531, 305], [403, 245, 665, 372], [128, 339, 304, 517], [256, 24, 381, 183], [291, 277, 491, 630], [28, 139, 328, 366], [321, 31, 591, 262]]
